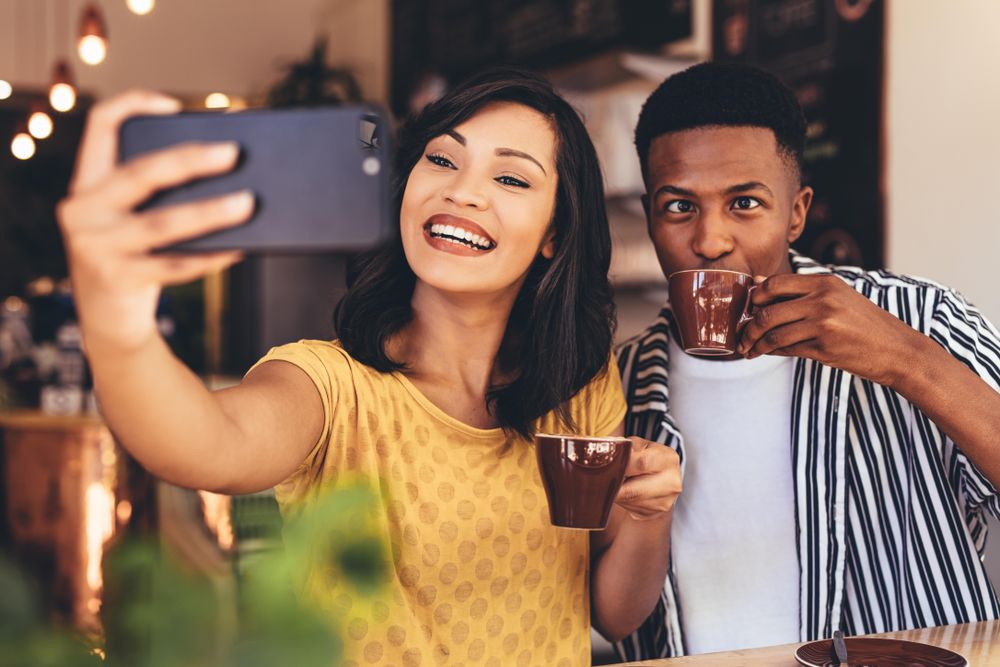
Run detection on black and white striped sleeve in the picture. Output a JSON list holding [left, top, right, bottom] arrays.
[[929, 288, 1000, 515]]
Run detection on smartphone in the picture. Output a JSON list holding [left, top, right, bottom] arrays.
[[118, 105, 391, 253]]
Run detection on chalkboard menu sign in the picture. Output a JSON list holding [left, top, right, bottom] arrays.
[[391, 0, 693, 115], [713, 0, 884, 269]]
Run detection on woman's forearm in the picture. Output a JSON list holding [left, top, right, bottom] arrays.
[[87, 331, 256, 491], [591, 511, 672, 642]]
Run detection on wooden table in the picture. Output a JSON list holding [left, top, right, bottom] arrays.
[[619, 620, 1000, 665]]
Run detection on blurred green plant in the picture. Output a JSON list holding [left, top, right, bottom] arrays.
[[0, 556, 102, 667], [0, 483, 388, 667]]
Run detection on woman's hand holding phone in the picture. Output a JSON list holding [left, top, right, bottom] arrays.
[[57, 90, 253, 353]]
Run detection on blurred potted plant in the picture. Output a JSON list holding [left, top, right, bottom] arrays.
[[0, 483, 387, 667], [267, 37, 363, 108]]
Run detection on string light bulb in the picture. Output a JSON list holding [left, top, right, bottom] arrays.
[[0, 80, 11, 100], [49, 61, 77, 112], [78, 4, 108, 65], [28, 109, 54, 140], [126, 0, 155, 15], [11, 131, 36, 160]]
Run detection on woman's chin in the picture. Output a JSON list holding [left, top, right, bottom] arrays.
[[415, 272, 499, 297]]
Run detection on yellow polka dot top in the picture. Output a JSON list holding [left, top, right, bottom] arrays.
[[253, 340, 626, 667]]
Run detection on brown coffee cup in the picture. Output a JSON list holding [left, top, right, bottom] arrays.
[[668, 269, 756, 356], [535, 434, 632, 530]]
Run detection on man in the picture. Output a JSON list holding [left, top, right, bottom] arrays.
[[613, 62, 1000, 660]]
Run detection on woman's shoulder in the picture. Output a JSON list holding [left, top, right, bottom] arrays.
[[254, 339, 388, 389], [265, 338, 352, 363]]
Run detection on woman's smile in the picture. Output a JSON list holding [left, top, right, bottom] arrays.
[[423, 213, 497, 255]]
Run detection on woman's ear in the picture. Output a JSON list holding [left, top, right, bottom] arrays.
[[540, 230, 556, 259]]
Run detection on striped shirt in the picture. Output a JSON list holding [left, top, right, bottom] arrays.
[[613, 253, 1000, 661]]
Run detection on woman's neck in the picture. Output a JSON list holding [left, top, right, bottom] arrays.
[[391, 281, 519, 395]]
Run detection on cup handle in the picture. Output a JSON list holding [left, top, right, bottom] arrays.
[[737, 284, 757, 330]]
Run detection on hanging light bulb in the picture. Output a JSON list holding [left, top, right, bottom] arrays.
[[28, 108, 54, 140], [78, 4, 108, 66], [0, 80, 11, 100], [126, 0, 155, 16], [49, 60, 77, 112], [204, 93, 230, 109], [11, 131, 36, 160]]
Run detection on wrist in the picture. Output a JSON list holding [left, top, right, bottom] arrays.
[[884, 329, 942, 394], [82, 321, 163, 364], [625, 508, 674, 525]]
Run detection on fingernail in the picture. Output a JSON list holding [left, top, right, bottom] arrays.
[[226, 190, 255, 214], [209, 142, 240, 162]]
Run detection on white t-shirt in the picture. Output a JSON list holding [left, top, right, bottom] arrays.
[[667, 337, 799, 654]]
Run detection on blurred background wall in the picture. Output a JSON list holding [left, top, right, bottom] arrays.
[[885, 0, 1000, 324]]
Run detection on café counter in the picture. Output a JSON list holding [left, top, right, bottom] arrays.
[[0, 408, 230, 638], [620, 620, 1000, 666]]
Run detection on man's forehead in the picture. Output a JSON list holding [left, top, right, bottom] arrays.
[[646, 126, 787, 187]]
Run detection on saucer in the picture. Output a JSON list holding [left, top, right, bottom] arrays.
[[795, 637, 967, 666]]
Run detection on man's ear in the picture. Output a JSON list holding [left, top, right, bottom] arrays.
[[641, 193, 652, 235], [788, 186, 813, 243]]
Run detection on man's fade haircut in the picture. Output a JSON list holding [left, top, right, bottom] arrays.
[[634, 62, 807, 183]]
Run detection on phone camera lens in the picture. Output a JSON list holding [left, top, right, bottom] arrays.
[[362, 156, 381, 176]]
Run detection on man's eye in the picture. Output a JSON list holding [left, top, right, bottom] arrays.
[[732, 196, 761, 210], [426, 153, 455, 168], [665, 200, 694, 214]]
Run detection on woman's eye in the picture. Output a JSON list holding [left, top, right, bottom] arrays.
[[426, 153, 455, 168], [732, 196, 762, 210], [496, 175, 529, 188], [665, 200, 695, 214]]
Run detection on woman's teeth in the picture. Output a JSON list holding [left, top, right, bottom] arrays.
[[428, 223, 495, 250]]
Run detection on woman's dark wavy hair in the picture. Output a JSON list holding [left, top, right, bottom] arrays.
[[334, 67, 615, 439]]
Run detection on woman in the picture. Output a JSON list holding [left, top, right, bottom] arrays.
[[57, 69, 680, 665]]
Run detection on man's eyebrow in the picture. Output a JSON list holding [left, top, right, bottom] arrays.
[[653, 184, 697, 198], [496, 148, 546, 175], [725, 181, 774, 197]]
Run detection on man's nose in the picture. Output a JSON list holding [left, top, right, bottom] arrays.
[[691, 213, 735, 261]]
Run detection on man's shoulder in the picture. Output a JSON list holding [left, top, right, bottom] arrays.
[[616, 309, 673, 361], [792, 253, 951, 295]]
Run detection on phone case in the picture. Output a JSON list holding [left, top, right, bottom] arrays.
[[118, 105, 391, 253]]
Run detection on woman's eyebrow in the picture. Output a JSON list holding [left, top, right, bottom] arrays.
[[495, 148, 546, 175], [444, 130, 547, 175]]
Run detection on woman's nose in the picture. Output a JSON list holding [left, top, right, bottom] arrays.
[[441, 172, 488, 210]]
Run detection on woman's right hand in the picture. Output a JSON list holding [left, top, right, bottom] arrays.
[[57, 90, 254, 352]]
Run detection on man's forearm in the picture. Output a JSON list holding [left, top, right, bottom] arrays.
[[591, 510, 672, 642], [891, 330, 1000, 487]]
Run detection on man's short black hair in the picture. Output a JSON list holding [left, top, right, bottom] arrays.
[[635, 62, 806, 182]]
